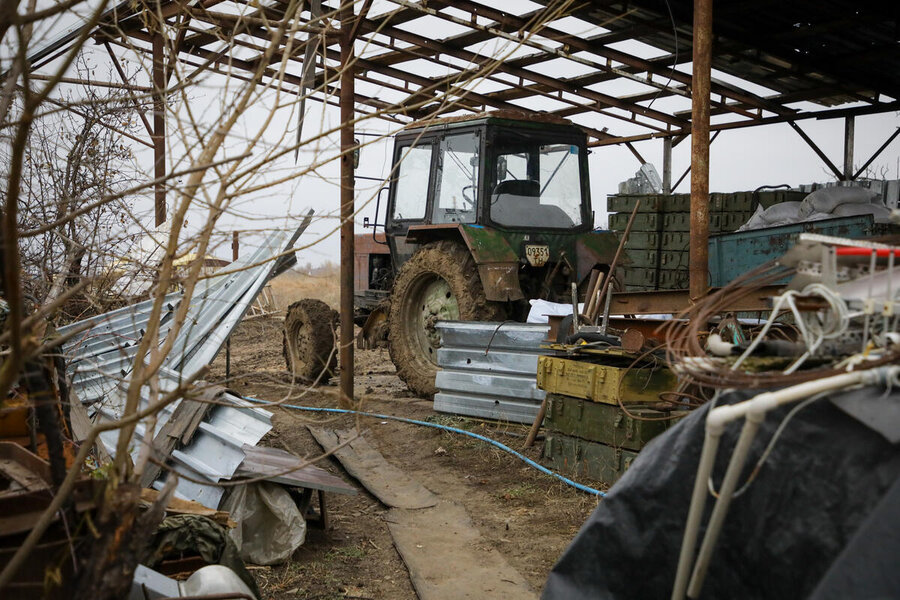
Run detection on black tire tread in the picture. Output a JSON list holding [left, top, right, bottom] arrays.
[[282, 298, 339, 382], [388, 240, 504, 397]]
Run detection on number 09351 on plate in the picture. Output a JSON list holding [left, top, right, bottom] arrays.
[[525, 244, 550, 267]]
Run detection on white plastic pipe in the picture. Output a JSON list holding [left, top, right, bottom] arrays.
[[687, 416, 762, 598], [671, 428, 722, 600]]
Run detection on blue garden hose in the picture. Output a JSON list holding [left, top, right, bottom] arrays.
[[244, 397, 605, 497]]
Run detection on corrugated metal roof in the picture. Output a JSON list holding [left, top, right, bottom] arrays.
[[58, 214, 312, 507]]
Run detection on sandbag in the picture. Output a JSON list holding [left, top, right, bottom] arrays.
[[798, 186, 878, 217], [831, 201, 892, 223], [221, 482, 306, 565], [737, 202, 810, 231]]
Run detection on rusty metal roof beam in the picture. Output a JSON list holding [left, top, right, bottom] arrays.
[[330, 3, 687, 128], [440, 0, 792, 118], [588, 99, 900, 148]]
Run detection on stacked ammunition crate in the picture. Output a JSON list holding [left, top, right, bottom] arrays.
[[607, 190, 807, 291], [536, 354, 684, 486]]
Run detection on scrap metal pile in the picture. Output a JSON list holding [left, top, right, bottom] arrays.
[[544, 232, 900, 599], [1, 213, 356, 599]]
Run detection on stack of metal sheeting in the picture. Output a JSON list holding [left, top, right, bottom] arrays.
[[433, 321, 550, 424]]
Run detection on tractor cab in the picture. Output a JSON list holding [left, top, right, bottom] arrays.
[[379, 112, 594, 270], [361, 111, 619, 397]]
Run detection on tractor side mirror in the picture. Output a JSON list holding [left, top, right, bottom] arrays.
[[353, 138, 360, 170]]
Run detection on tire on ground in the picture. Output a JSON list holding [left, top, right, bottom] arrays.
[[282, 298, 339, 383], [388, 240, 504, 398]]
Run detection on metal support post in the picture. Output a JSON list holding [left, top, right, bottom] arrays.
[[689, 0, 712, 301], [152, 27, 166, 227], [226, 231, 238, 380], [843, 115, 855, 180], [339, 0, 355, 408], [662, 137, 673, 194]]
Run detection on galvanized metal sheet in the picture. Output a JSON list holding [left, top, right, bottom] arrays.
[[435, 371, 545, 401], [437, 348, 541, 375], [434, 392, 540, 424], [436, 321, 549, 351], [433, 321, 550, 424]]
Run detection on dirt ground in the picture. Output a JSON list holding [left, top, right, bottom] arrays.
[[207, 271, 603, 600]]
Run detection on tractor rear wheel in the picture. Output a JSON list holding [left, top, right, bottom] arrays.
[[282, 298, 339, 383], [388, 240, 504, 397]]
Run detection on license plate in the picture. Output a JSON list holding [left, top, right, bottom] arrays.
[[525, 244, 550, 267]]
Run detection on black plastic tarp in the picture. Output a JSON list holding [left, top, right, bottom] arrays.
[[543, 387, 900, 599]]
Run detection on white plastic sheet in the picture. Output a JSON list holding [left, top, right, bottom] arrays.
[[222, 482, 306, 565]]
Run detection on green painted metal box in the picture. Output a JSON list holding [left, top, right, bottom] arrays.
[[536, 356, 677, 405], [624, 231, 691, 251], [543, 433, 639, 485], [545, 393, 683, 451]]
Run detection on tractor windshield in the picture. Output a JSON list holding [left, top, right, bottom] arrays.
[[490, 136, 585, 229]]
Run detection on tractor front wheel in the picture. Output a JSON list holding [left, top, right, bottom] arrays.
[[388, 241, 504, 397]]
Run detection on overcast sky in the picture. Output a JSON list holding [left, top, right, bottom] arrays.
[[14, 0, 900, 265]]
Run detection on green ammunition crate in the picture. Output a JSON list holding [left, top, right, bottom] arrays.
[[624, 249, 689, 269], [711, 211, 752, 233], [624, 231, 691, 251], [756, 190, 808, 209], [709, 192, 754, 212], [536, 356, 677, 405], [624, 267, 690, 290], [658, 269, 689, 289], [608, 212, 660, 231], [660, 250, 689, 269], [608, 192, 761, 215], [626, 248, 660, 269], [623, 231, 660, 250], [606, 195, 664, 213], [623, 268, 658, 288], [609, 212, 694, 232], [661, 194, 691, 212], [543, 433, 638, 485], [545, 393, 681, 451]]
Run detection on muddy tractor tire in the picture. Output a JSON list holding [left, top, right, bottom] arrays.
[[282, 298, 339, 383], [388, 240, 504, 398]]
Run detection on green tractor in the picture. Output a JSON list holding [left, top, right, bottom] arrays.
[[285, 111, 620, 397]]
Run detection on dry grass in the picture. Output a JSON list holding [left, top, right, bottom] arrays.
[[269, 267, 339, 311]]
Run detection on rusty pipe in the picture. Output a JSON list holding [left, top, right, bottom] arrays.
[[689, 0, 713, 301], [338, 0, 355, 408]]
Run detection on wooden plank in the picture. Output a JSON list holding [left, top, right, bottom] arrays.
[[140, 487, 236, 528], [386, 501, 537, 600], [308, 427, 438, 509], [138, 385, 222, 488], [236, 444, 357, 495]]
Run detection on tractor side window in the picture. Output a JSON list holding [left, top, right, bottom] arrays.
[[433, 133, 479, 224], [392, 144, 432, 221]]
